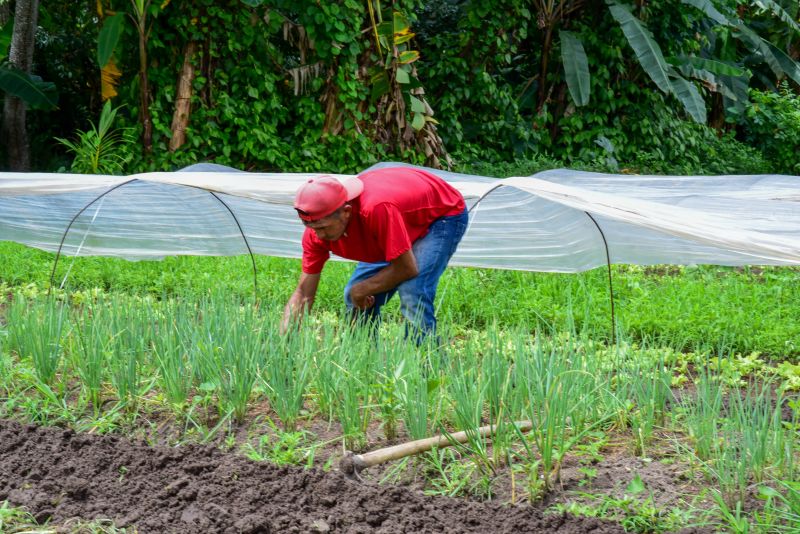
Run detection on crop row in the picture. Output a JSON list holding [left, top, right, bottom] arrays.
[[1, 291, 797, 511]]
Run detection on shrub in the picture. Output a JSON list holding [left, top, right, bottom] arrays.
[[625, 114, 770, 176], [740, 83, 800, 175]]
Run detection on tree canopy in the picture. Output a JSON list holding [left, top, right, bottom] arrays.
[[1, 0, 799, 174]]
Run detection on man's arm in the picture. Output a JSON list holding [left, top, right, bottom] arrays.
[[281, 272, 321, 332], [349, 249, 418, 309]]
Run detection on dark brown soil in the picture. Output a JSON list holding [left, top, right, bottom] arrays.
[[0, 419, 626, 533]]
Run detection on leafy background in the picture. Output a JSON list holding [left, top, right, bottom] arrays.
[[1, 0, 799, 175]]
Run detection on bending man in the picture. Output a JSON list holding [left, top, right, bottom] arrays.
[[282, 166, 468, 340]]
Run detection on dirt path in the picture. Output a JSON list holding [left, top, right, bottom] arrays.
[[0, 419, 625, 533]]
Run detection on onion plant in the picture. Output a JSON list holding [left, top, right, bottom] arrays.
[[682, 366, 724, 462], [684, 363, 795, 508], [514, 333, 609, 492], [725, 381, 789, 484], [5, 292, 29, 356], [73, 301, 112, 412], [0, 325, 7, 383], [107, 295, 151, 409], [373, 327, 439, 441], [398, 351, 430, 441], [151, 299, 193, 411], [445, 351, 493, 473], [216, 306, 265, 423], [616, 348, 674, 457], [329, 321, 375, 450], [188, 293, 265, 423], [7, 295, 67, 386], [262, 321, 313, 431]]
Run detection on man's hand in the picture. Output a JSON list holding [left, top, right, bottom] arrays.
[[281, 272, 321, 333], [348, 250, 418, 311], [349, 284, 375, 310]]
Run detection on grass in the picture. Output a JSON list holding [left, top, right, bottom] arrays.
[[0, 501, 129, 533]]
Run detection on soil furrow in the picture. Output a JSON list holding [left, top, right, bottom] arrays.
[[0, 418, 625, 533]]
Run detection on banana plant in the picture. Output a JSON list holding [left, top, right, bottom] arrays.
[[369, 10, 427, 129], [96, 0, 170, 153], [549, 0, 800, 124], [366, 4, 449, 167]]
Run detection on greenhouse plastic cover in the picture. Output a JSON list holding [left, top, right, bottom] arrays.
[[0, 162, 798, 273]]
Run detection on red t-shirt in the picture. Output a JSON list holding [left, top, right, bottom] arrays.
[[301, 167, 466, 274]]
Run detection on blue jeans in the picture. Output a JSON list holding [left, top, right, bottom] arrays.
[[344, 208, 469, 340]]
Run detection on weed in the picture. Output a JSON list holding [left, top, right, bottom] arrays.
[[0, 501, 44, 533], [421, 448, 492, 499], [242, 425, 317, 468], [577, 467, 598, 487], [552, 474, 695, 533], [755, 480, 800, 533]]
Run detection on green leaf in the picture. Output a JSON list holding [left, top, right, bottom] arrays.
[[376, 21, 393, 39], [626, 473, 646, 495], [669, 76, 707, 123], [239, 0, 264, 6], [97, 13, 125, 68], [608, 2, 672, 94], [394, 32, 415, 45], [411, 111, 425, 130], [752, 0, 800, 33], [735, 24, 783, 79], [676, 64, 718, 88], [409, 94, 425, 113], [718, 74, 749, 116], [0, 66, 58, 109], [398, 50, 419, 64], [765, 41, 800, 86], [757, 485, 781, 499], [0, 18, 13, 62], [393, 11, 410, 35], [736, 24, 800, 85], [594, 135, 615, 154], [673, 56, 746, 78], [370, 71, 390, 100], [395, 68, 410, 84], [426, 378, 441, 393], [680, 0, 732, 26], [559, 30, 590, 106], [199, 381, 217, 392]]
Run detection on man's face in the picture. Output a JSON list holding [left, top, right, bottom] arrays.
[[304, 205, 351, 241]]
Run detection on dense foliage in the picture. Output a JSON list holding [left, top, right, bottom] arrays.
[[741, 82, 800, 174], [1, 0, 799, 173]]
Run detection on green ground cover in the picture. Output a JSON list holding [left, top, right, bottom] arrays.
[[1, 241, 798, 532], [1, 241, 798, 359]]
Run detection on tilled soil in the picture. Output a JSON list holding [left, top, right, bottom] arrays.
[[0, 419, 624, 533]]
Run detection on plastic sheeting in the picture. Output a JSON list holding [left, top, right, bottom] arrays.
[[0, 162, 798, 273]]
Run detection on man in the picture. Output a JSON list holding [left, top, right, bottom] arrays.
[[281, 166, 468, 340]]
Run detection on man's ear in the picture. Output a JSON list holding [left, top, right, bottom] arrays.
[[342, 204, 352, 219]]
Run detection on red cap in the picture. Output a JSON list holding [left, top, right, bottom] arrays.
[[294, 175, 364, 222]]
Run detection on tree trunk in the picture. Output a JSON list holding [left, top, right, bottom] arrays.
[[137, 20, 152, 153], [2, 0, 40, 171], [537, 24, 555, 112], [169, 40, 198, 152], [708, 92, 726, 131]]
